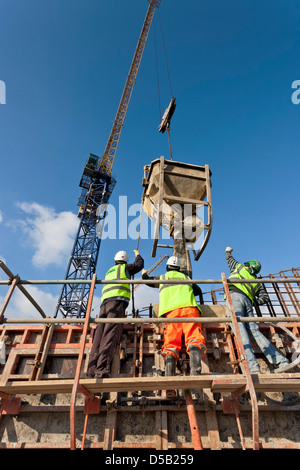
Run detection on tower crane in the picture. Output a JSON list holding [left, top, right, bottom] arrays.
[[55, 0, 161, 318]]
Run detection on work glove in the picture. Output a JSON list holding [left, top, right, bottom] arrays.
[[133, 250, 140, 257], [142, 269, 147, 275], [225, 247, 233, 253]]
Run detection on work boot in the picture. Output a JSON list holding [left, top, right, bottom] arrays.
[[165, 354, 176, 376], [164, 355, 177, 399], [189, 346, 203, 376]]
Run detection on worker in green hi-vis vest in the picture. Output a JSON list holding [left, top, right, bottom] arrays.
[[87, 250, 144, 379], [225, 247, 290, 373]]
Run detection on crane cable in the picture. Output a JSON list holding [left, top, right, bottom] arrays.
[[158, 9, 173, 99], [131, 200, 144, 317], [154, 27, 162, 123], [154, 12, 174, 119], [154, 11, 175, 161]]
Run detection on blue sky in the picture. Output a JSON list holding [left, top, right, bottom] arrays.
[[0, 0, 299, 316]]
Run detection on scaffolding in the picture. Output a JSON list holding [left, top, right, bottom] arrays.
[[0, 262, 300, 450], [203, 267, 300, 318]]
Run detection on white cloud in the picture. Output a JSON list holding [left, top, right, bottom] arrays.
[[0, 285, 57, 319], [16, 202, 78, 268], [0, 211, 3, 223]]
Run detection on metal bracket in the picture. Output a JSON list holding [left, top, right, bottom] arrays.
[[211, 333, 221, 360], [1, 397, 21, 416], [84, 396, 101, 415], [222, 396, 242, 415]]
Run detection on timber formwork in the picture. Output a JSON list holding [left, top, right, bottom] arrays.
[[0, 268, 300, 450]]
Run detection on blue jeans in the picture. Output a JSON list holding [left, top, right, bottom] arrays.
[[226, 292, 288, 372]]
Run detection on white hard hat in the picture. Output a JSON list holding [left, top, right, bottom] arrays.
[[114, 251, 129, 263], [166, 256, 180, 268]]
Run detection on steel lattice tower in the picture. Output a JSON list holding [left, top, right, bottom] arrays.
[[55, 155, 116, 318]]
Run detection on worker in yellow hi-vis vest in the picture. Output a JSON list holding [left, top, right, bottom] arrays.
[[143, 256, 206, 396], [87, 250, 144, 379]]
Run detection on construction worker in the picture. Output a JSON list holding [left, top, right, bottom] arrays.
[[225, 247, 289, 373], [142, 256, 206, 395], [87, 249, 144, 378]]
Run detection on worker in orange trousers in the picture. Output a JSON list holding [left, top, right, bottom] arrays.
[[143, 256, 206, 397]]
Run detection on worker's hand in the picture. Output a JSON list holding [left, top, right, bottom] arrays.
[[142, 269, 147, 275], [225, 246, 233, 253], [133, 249, 140, 257]]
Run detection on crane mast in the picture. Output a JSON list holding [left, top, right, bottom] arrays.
[[55, 0, 161, 318]]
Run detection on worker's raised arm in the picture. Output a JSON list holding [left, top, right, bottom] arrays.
[[142, 269, 160, 288], [126, 250, 144, 276], [225, 247, 239, 273]]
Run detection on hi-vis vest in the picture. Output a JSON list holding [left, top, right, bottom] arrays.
[[228, 263, 261, 303], [101, 264, 131, 303], [158, 270, 201, 317]]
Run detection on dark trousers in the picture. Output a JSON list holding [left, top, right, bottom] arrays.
[[87, 299, 127, 378]]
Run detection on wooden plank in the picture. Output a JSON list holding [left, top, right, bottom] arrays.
[[155, 411, 162, 450], [161, 410, 168, 450], [202, 349, 222, 450], [201, 305, 227, 318], [103, 350, 120, 450], [0, 374, 299, 396], [31, 324, 55, 381], [85, 376, 216, 393], [0, 349, 18, 386], [253, 378, 300, 393], [212, 379, 248, 393], [0, 375, 234, 395]]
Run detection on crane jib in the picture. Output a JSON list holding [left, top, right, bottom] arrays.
[[99, 0, 161, 177]]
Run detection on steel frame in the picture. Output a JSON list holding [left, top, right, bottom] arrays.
[[222, 273, 259, 450], [203, 267, 300, 318], [142, 156, 213, 261]]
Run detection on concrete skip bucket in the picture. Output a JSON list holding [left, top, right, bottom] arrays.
[[142, 156, 212, 260]]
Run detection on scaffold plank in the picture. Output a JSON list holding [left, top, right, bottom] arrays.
[[0, 374, 299, 396], [0, 375, 238, 395]]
